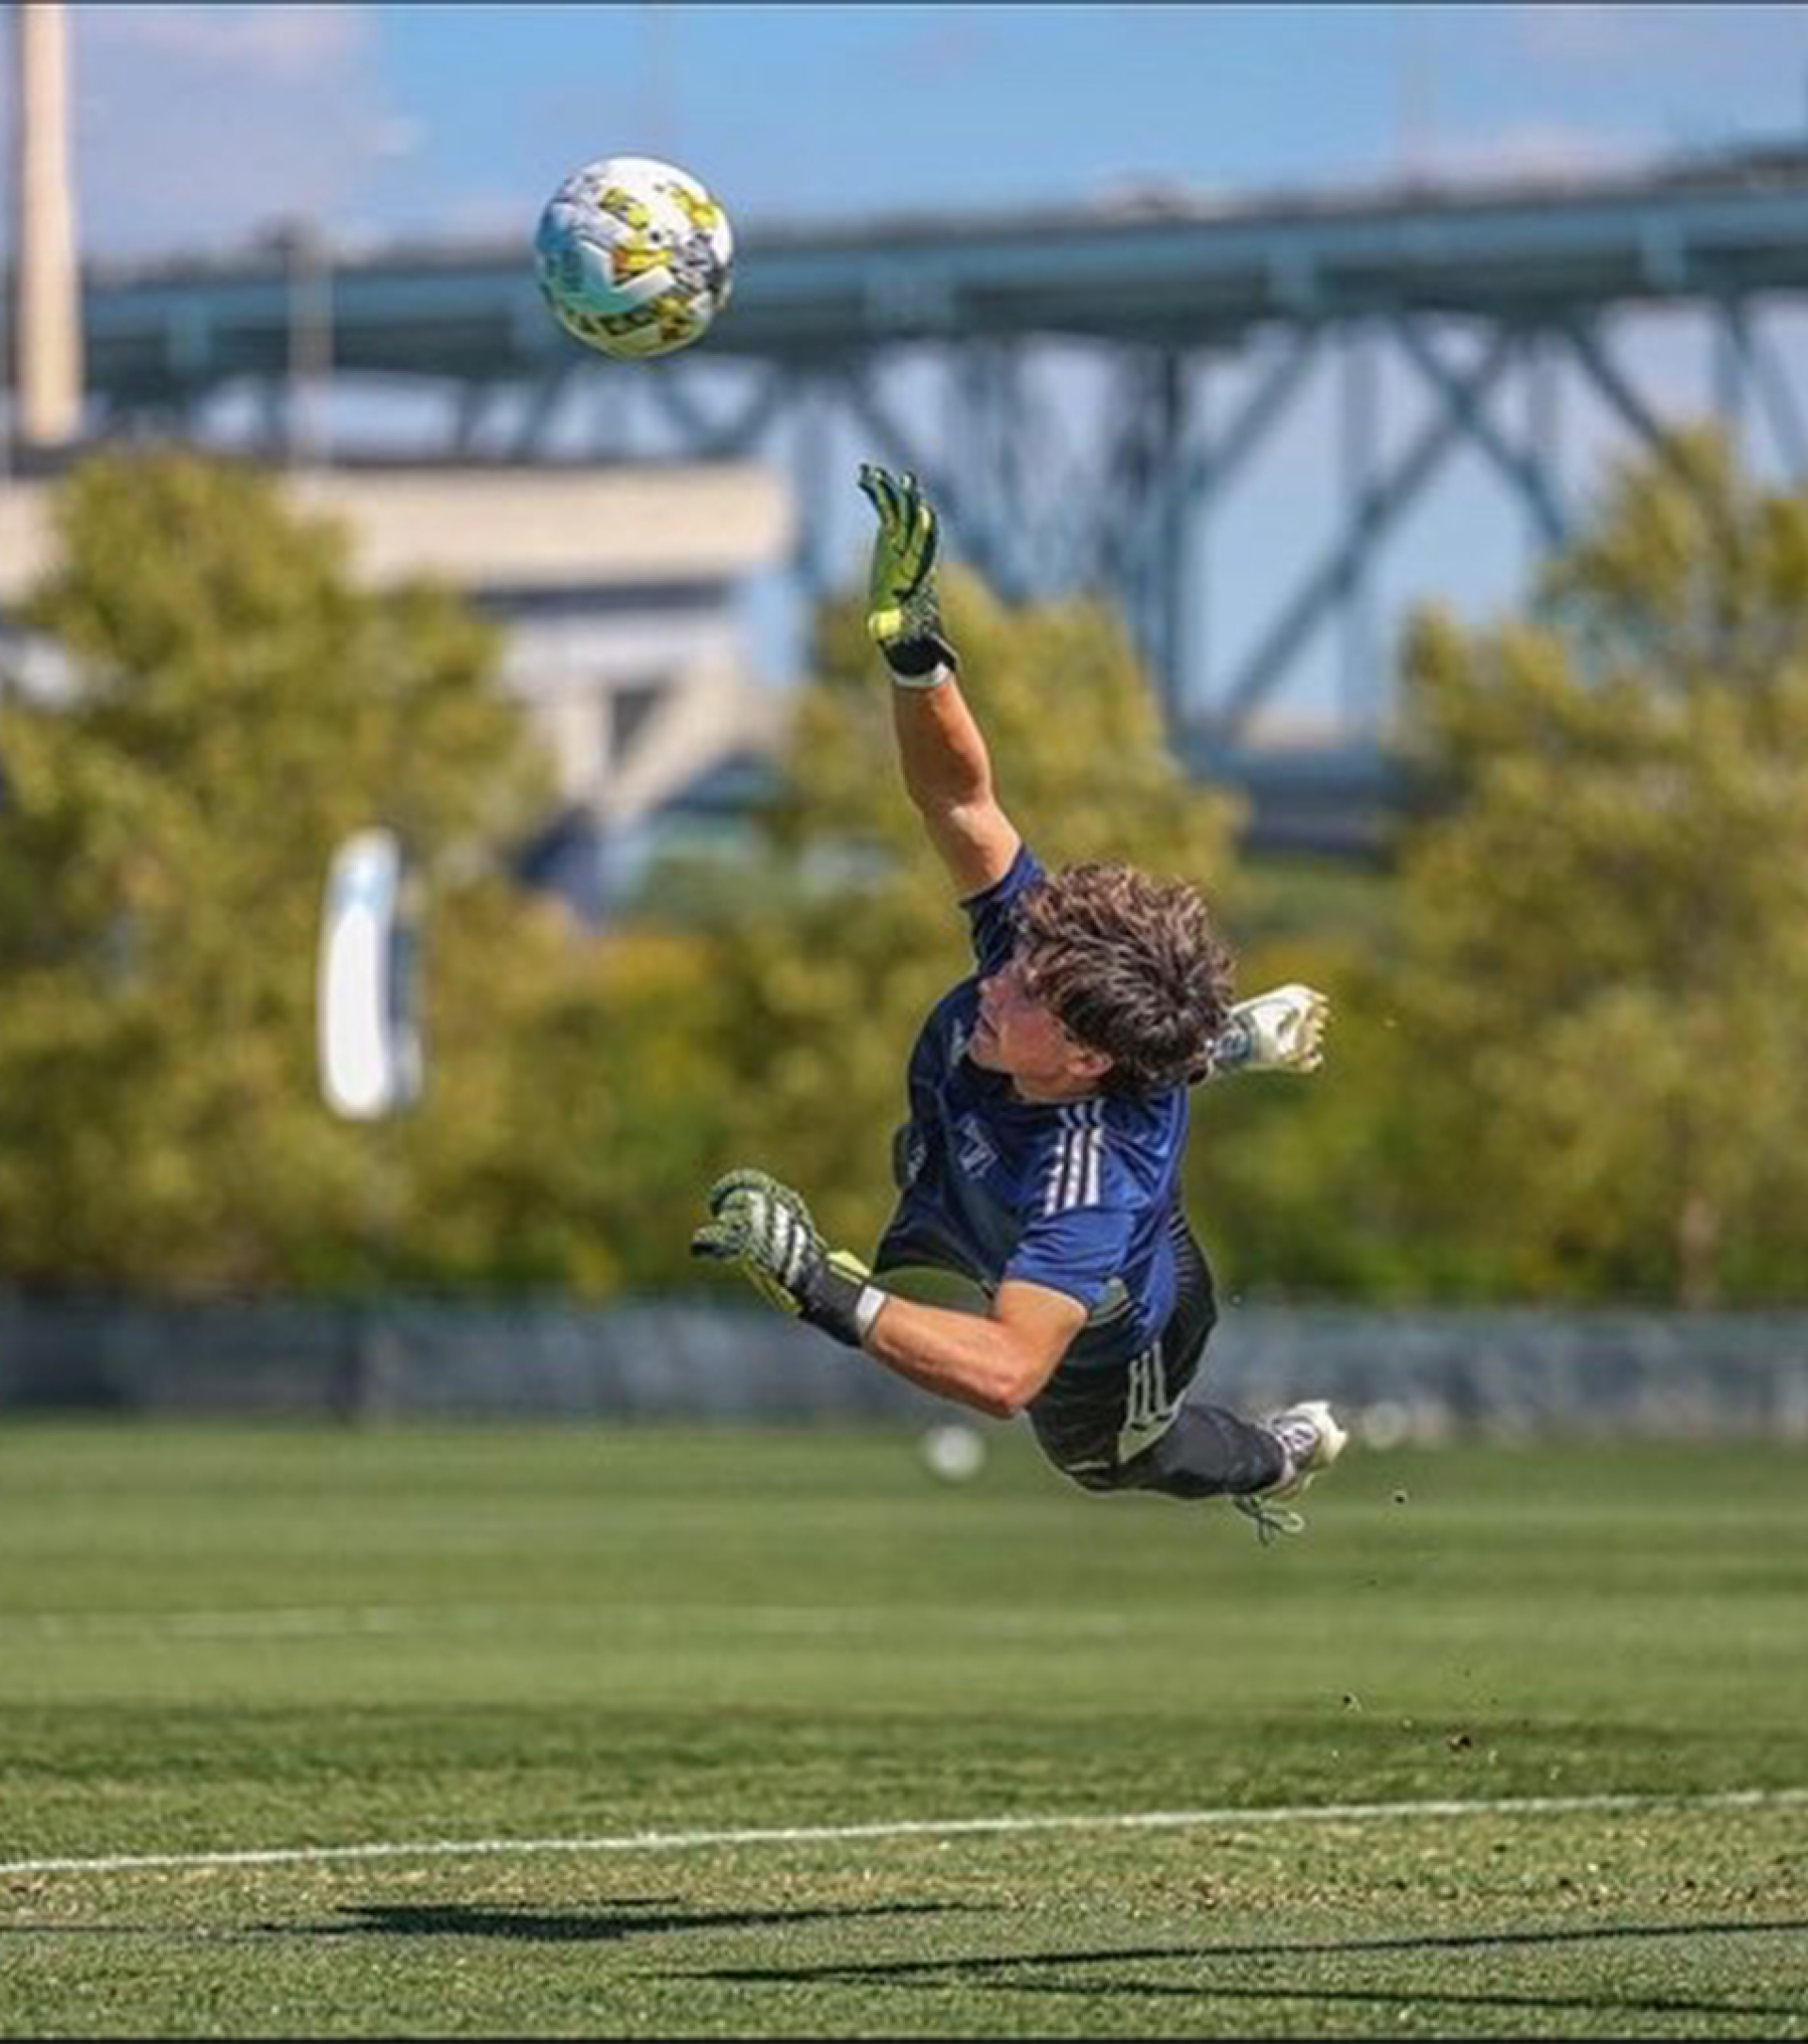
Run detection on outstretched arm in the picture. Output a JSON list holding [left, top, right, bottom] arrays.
[[891, 667, 1022, 899], [856, 464, 1334, 1064], [860, 463, 1020, 898]]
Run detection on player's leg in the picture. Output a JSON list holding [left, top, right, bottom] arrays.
[[1025, 1357, 1289, 1498], [1113, 1379, 1347, 1536], [1091, 1225, 1277, 1493], [1114, 1398, 1289, 1499], [1105, 1218, 1347, 1525]]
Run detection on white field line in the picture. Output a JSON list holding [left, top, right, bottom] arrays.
[[4, 1787, 1805, 1880]]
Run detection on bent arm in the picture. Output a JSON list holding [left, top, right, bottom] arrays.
[[863, 1278, 1084, 1421], [893, 670, 1022, 899]]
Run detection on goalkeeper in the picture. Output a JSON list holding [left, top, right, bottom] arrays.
[[691, 464, 1345, 1540]]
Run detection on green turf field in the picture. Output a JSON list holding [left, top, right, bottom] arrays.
[[0, 1421, 1803, 2038]]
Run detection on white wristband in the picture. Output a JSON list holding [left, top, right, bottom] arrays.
[[891, 660, 955, 692], [853, 1285, 888, 1341]]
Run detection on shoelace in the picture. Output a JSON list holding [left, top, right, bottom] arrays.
[[1231, 1493, 1307, 1545]]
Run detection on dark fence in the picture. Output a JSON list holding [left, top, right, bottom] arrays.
[[4, 1295, 1807, 1441]]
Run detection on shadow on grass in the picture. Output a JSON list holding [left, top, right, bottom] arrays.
[[0, 1899, 978, 1945], [314, 1897, 975, 1943], [691, 1915, 1808, 2023]]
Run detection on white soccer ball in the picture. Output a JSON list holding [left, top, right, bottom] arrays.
[[919, 1424, 988, 1485], [533, 153, 734, 361]]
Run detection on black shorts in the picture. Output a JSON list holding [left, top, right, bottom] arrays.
[[1022, 1215, 1219, 1487]]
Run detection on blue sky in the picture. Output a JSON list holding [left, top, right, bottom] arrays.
[[48, 3, 1808, 261]]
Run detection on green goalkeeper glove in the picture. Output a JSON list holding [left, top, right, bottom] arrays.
[[689, 1167, 884, 1348], [857, 461, 958, 684], [1206, 984, 1331, 1079]]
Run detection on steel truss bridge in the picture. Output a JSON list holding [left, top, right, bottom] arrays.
[[72, 144, 1808, 852]]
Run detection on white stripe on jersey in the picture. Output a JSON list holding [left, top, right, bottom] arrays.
[[1043, 1102, 1105, 1215]]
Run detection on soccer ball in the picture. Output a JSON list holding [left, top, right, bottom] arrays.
[[919, 1424, 988, 1485], [533, 154, 734, 361]]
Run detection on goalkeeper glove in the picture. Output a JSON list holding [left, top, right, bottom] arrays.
[[857, 462, 957, 684], [689, 1167, 885, 1349], [1206, 984, 1331, 1078]]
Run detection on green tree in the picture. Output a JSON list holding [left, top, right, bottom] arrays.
[[678, 569, 1250, 1259], [1181, 861, 1424, 1302], [0, 447, 640, 1296], [396, 904, 735, 1296], [1390, 427, 1808, 1304]]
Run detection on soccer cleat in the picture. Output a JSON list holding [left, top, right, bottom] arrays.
[[1232, 1399, 1348, 1545]]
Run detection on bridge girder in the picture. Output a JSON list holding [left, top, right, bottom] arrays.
[[55, 149, 1808, 781]]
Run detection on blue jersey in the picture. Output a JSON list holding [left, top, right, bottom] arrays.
[[874, 843, 1193, 1376]]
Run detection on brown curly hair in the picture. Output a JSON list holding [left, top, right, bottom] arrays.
[[1011, 862, 1235, 1098]]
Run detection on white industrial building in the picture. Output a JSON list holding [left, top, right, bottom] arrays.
[[0, 459, 797, 921]]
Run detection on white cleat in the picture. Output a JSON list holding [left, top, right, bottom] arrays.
[[1232, 1399, 1348, 1544]]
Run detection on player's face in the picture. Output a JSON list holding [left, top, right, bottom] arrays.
[[971, 958, 1112, 1101]]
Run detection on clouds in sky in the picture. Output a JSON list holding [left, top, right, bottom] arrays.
[[57, 3, 412, 259], [1408, 119, 1641, 185], [85, 2, 366, 70]]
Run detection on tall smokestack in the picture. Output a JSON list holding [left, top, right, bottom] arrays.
[[12, 0, 84, 452]]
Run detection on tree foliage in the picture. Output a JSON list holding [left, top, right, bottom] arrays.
[[1389, 428, 1808, 1303], [10, 431, 1805, 1311], [1177, 866, 1423, 1303], [0, 448, 643, 1296]]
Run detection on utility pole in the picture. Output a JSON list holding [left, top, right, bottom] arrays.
[[10, 0, 84, 458]]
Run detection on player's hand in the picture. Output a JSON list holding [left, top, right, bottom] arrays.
[[1206, 984, 1330, 1078], [857, 462, 957, 683], [689, 1168, 881, 1347], [699, 1167, 818, 1238]]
